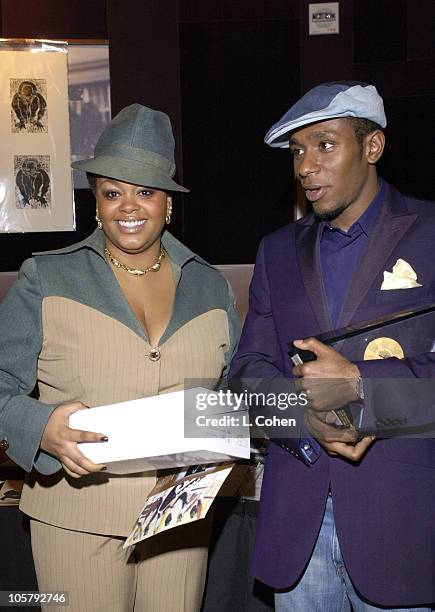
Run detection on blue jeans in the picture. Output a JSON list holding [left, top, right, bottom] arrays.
[[275, 496, 431, 612]]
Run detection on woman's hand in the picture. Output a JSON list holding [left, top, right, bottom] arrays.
[[40, 401, 108, 479]]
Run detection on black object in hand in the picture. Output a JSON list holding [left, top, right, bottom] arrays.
[[288, 343, 317, 365], [288, 342, 353, 428]]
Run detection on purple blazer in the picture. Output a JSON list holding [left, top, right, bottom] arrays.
[[230, 182, 435, 606]]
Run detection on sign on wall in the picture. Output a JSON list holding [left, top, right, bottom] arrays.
[[0, 40, 75, 232], [309, 3, 340, 35]]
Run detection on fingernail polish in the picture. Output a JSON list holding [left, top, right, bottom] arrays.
[[101, 466, 107, 471], [100, 436, 109, 442]]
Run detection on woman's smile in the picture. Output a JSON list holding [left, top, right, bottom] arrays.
[[116, 218, 147, 232]]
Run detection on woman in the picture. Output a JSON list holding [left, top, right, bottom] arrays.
[[0, 104, 240, 611]]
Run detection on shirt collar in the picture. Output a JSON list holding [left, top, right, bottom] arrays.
[[321, 179, 385, 238], [34, 228, 209, 269]]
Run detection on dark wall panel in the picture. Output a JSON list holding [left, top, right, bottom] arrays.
[[356, 59, 435, 98], [353, 0, 435, 203], [180, 19, 300, 264], [355, 62, 408, 98], [180, 0, 299, 22], [407, 0, 435, 60], [354, 0, 406, 63], [299, 0, 354, 91], [1, 0, 107, 39], [107, 0, 186, 238], [107, 0, 181, 122], [377, 95, 435, 202], [0, 192, 97, 272]]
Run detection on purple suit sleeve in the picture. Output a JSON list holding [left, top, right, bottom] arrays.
[[355, 353, 435, 435], [229, 241, 308, 460], [229, 241, 282, 379]]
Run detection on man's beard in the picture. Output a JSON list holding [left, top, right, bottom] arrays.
[[313, 202, 348, 222]]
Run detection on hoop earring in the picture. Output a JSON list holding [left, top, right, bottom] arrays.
[[95, 210, 102, 230], [165, 206, 172, 225]]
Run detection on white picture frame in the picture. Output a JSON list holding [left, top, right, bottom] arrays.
[[0, 39, 75, 232]]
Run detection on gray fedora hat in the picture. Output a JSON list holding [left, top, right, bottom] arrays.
[[71, 103, 189, 192]]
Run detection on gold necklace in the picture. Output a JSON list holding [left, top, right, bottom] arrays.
[[104, 246, 165, 276]]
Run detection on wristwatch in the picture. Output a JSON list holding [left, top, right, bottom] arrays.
[[355, 375, 365, 401]]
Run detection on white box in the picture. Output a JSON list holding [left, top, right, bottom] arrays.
[[69, 388, 250, 474]]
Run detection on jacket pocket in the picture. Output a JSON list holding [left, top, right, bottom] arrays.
[[375, 286, 427, 308]]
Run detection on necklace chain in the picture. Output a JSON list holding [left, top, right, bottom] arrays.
[[104, 246, 165, 276]]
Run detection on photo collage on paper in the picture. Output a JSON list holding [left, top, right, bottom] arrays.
[[124, 463, 234, 547], [10, 78, 51, 210]]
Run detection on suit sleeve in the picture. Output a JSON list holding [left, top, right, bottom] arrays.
[[229, 240, 282, 380], [229, 240, 305, 453], [0, 259, 60, 474], [354, 287, 435, 434], [354, 354, 435, 435]]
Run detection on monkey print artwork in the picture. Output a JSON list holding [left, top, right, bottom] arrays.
[[14, 156, 51, 209], [10, 79, 48, 133]]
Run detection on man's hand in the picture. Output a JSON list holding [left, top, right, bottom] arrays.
[[293, 337, 357, 377], [319, 436, 375, 461], [293, 337, 360, 411], [305, 410, 375, 461], [293, 337, 374, 461], [40, 402, 108, 479]]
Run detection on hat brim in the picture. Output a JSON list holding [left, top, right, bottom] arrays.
[[71, 155, 189, 193]]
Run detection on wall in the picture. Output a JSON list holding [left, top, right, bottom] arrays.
[[0, 0, 110, 271], [0, 0, 433, 270], [298, 0, 435, 202], [179, 3, 301, 262]]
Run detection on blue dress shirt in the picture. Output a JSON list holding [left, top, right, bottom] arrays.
[[320, 180, 384, 327], [300, 181, 384, 464]]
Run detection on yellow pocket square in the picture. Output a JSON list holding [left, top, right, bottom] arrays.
[[380, 258, 422, 290]]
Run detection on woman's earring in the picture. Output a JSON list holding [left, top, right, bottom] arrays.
[[165, 205, 172, 225], [95, 210, 102, 230]]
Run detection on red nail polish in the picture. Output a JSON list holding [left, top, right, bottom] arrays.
[[100, 436, 109, 442]]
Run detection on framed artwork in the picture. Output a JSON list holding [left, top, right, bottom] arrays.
[[0, 39, 75, 232]]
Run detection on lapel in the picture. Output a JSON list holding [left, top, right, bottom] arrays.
[[295, 217, 331, 332], [338, 183, 418, 327], [294, 182, 418, 333]]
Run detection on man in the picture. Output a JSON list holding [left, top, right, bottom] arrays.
[[229, 82, 435, 611]]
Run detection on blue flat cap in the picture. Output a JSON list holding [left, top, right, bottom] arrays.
[[265, 81, 386, 148]]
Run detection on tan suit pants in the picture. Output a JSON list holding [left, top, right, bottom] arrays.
[[30, 518, 210, 612]]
